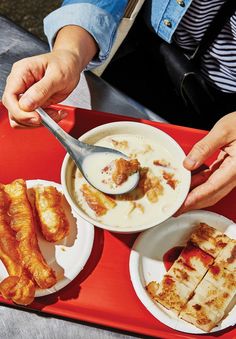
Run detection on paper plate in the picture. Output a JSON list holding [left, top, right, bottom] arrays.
[[0, 179, 94, 297], [129, 210, 236, 334]]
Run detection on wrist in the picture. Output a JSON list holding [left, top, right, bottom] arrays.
[[53, 25, 98, 71]]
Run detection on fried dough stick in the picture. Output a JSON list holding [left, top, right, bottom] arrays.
[[0, 185, 35, 305], [81, 183, 116, 216], [112, 158, 140, 185], [4, 179, 57, 289], [33, 186, 69, 242]]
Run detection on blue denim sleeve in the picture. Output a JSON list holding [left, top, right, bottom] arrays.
[[44, 1, 128, 68]]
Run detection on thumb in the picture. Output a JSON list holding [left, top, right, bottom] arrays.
[[19, 76, 55, 111], [184, 125, 227, 170]]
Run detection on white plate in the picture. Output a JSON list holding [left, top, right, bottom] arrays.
[[129, 210, 236, 334], [0, 180, 94, 298]]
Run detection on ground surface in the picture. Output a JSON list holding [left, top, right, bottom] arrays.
[[0, 0, 61, 40]]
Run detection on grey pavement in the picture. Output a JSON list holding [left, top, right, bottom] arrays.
[[0, 0, 60, 41]]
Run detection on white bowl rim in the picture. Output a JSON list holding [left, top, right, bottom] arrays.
[[61, 121, 191, 233]]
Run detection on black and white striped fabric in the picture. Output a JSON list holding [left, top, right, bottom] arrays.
[[174, 0, 236, 93]]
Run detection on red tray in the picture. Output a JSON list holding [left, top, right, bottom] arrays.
[[0, 102, 235, 339]]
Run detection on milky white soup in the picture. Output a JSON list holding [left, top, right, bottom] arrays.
[[72, 133, 182, 228]]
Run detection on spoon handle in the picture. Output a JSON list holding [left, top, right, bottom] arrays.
[[35, 107, 71, 143], [35, 107, 86, 168]]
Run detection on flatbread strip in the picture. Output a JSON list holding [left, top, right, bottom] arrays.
[[215, 239, 236, 272], [0, 184, 35, 305], [190, 223, 229, 258], [147, 276, 194, 315], [33, 185, 69, 242], [146, 243, 213, 315], [181, 225, 235, 331], [4, 179, 57, 289], [180, 264, 236, 331], [146, 223, 234, 332]]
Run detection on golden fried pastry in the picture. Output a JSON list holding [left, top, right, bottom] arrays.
[[81, 183, 116, 216], [112, 158, 140, 186], [0, 184, 35, 305], [0, 185, 22, 277], [33, 185, 69, 242], [4, 179, 57, 289], [121, 167, 164, 202], [0, 273, 35, 306]]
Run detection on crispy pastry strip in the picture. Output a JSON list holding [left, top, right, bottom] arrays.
[[81, 183, 116, 216], [0, 274, 35, 306], [0, 185, 22, 277], [4, 179, 57, 289], [112, 158, 140, 185], [0, 184, 35, 305], [33, 185, 69, 242], [120, 167, 164, 202]]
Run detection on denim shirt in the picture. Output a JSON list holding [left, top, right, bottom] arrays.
[[44, 0, 192, 68]]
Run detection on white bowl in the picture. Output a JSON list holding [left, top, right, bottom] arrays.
[[61, 121, 191, 233]]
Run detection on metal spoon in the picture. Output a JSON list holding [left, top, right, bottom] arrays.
[[35, 107, 139, 195]]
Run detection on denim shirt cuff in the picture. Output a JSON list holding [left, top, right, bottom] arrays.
[[44, 3, 117, 68]]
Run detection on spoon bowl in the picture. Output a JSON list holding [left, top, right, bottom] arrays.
[[36, 107, 139, 194]]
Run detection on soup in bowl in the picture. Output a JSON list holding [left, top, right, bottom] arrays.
[[61, 121, 191, 233]]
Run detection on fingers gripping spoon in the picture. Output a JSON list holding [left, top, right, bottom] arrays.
[[35, 107, 140, 195]]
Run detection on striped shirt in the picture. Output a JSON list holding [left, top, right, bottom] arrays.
[[174, 0, 236, 93]]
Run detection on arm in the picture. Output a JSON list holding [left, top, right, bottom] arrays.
[[3, 1, 128, 127], [176, 112, 236, 214], [3, 25, 97, 127], [45, 1, 128, 67]]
